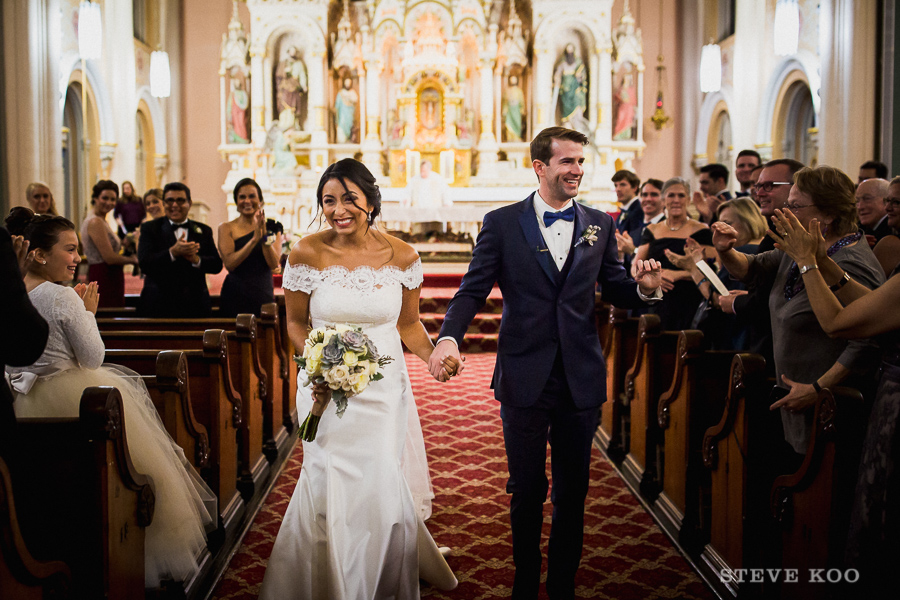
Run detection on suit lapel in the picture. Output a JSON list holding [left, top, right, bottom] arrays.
[[518, 194, 559, 286], [566, 202, 589, 282]]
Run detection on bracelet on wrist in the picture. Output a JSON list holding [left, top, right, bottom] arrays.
[[812, 380, 822, 394], [798, 263, 818, 275], [829, 272, 851, 292]]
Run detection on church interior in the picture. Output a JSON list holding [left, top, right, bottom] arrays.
[[2, 0, 899, 599]]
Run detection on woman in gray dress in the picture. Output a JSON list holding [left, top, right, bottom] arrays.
[[713, 165, 885, 456]]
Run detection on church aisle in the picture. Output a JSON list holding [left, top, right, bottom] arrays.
[[208, 354, 713, 600]]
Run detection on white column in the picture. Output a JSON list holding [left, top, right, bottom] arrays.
[[476, 25, 499, 178], [533, 46, 553, 131], [588, 48, 600, 129], [104, 0, 134, 185], [250, 45, 266, 145], [362, 56, 383, 175], [597, 47, 612, 141], [2, 0, 63, 209], [163, 0, 182, 182], [307, 46, 329, 170]]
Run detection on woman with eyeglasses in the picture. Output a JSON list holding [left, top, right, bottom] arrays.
[[713, 166, 885, 459], [872, 177, 900, 276], [633, 177, 714, 330], [768, 183, 900, 595]]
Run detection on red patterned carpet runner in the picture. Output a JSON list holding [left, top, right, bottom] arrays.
[[209, 354, 714, 599]]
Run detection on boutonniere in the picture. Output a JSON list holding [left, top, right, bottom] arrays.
[[574, 225, 600, 248], [192, 225, 202, 235]]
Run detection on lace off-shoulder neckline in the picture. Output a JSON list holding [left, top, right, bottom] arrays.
[[282, 259, 423, 293]]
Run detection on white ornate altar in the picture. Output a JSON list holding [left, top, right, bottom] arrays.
[[218, 0, 646, 236]]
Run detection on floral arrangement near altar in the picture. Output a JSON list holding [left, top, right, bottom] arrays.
[[294, 325, 393, 441]]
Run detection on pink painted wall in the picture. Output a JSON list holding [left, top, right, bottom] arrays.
[[610, 0, 684, 182], [180, 0, 250, 233]]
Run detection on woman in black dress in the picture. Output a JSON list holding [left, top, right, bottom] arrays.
[[218, 178, 283, 317], [634, 177, 713, 330]]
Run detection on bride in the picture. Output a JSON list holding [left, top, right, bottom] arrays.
[[259, 159, 458, 599], [4, 208, 216, 587]]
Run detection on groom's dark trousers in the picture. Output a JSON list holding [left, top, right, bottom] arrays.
[[439, 194, 652, 599]]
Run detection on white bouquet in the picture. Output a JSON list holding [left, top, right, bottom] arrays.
[[294, 324, 393, 441]]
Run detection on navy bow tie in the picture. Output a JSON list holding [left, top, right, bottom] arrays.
[[543, 207, 575, 228]]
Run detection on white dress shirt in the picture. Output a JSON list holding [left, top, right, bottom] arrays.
[[533, 191, 575, 271]]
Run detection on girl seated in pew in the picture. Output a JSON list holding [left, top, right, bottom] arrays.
[[4, 207, 216, 588]]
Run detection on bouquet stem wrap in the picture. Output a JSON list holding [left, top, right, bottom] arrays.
[[294, 325, 392, 442]]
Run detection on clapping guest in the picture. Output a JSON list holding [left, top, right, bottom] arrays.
[[82, 180, 138, 308], [634, 177, 713, 330], [25, 182, 58, 216], [143, 188, 165, 222], [714, 165, 885, 456], [615, 178, 665, 273], [873, 177, 900, 276], [4, 208, 216, 586], [114, 181, 145, 238], [218, 178, 283, 317], [137, 182, 222, 317]]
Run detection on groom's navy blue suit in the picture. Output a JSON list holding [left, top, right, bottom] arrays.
[[439, 193, 651, 598]]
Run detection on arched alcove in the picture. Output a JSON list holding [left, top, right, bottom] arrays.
[[62, 77, 101, 224], [774, 79, 816, 165]]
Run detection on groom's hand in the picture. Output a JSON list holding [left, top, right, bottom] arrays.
[[429, 339, 464, 382], [634, 258, 663, 295]]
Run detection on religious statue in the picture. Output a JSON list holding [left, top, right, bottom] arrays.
[[275, 45, 308, 130], [613, 70, 637, 141], [553, 43, 588, 127], [264, 122, 297, 175], [227, 67, 250, 143], [334, 78, 359, 143], [502, 75, 526, 142]]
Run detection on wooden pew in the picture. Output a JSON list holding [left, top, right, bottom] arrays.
[[10, 387, 153, 599], [104, 331, 244, 532], [259, 304, 295, 447], [0, 457, 71, 600], [100, 322, 269, 502], [699, 353, 778, 599], [621, 314, 680, 500], [595, 308, 640, 464], [770, 386, 867, 600], [653, 331, 738, 553], [97, 310, 287, 463]]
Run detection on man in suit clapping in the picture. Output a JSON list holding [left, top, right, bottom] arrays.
[[138, 182, 222, 317]]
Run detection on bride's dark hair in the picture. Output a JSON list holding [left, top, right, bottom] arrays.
[[5, 206, 76, 252], [314, 158, 382, 227]]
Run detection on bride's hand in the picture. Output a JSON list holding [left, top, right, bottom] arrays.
[[441, 355, 465, 380], [310, 382, 332, 414], [81, 281, 99, 314]]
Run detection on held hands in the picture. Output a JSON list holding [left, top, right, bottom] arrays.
[[770, 375, 819, 413], [711, 222, 739, 253], [74, 281, 100, 314], [428, 339, 466, 382], [634, 258, 663, 295], [768, 209, 824, 267]]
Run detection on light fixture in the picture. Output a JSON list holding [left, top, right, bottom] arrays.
[[773, 0, 800, 56], [699, 41, 721, 93], [150, 50, 171, 98], [78, 1, 102, 61]]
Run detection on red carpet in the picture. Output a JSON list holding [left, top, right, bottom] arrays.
[[209, 354, 713, 599]]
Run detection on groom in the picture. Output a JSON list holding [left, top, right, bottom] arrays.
[[429, 126, 662, 599]]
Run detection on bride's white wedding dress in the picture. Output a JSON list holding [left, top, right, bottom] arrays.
[[259, 259, 457, 599], [6, 282, 216, 587]]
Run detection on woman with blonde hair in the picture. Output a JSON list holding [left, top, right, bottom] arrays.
[[25, 182, 58, 216]]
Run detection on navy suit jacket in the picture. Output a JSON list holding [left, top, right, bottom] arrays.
[[137, 217, 223, 317], [615, 199, 643, 235], [439, 194, 648, 409]]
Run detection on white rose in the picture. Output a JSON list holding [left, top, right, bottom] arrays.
[[334, 324, 352, 333], [343, 351, 359, 367], [350, 372, 370, 395]]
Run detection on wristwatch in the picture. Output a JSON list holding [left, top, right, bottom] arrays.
[[798, 264, 818, 275]]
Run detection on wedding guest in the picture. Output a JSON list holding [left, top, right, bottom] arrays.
[[615, 178, 665, 273], [82, 180, 138, 308], [138, 182, 222, 317], [218, 178, 283, 317], [873, 177, 900, 276], [25, 182, 58, 216], [114, 180, 145, 238], [768, 206, 900, 596], [143, 188, 165, 222], [634, 177, 713, 330], [0, 223, 48, 459], [713, 165, 884, 456], [4, 208, 216, 587]]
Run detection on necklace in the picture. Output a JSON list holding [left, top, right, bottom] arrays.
[[668, 221, 686, 231]]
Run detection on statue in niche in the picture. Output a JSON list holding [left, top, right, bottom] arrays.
[[275, 45, 308, 130], [502, 75, 526, 142], [387, 109, 404, 147], [553, 43, 588, 127], [264, 122, 298, 175], [227, 67, 250, 143], [612, 67, 637, 141], [334, 77, 359, 143]]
